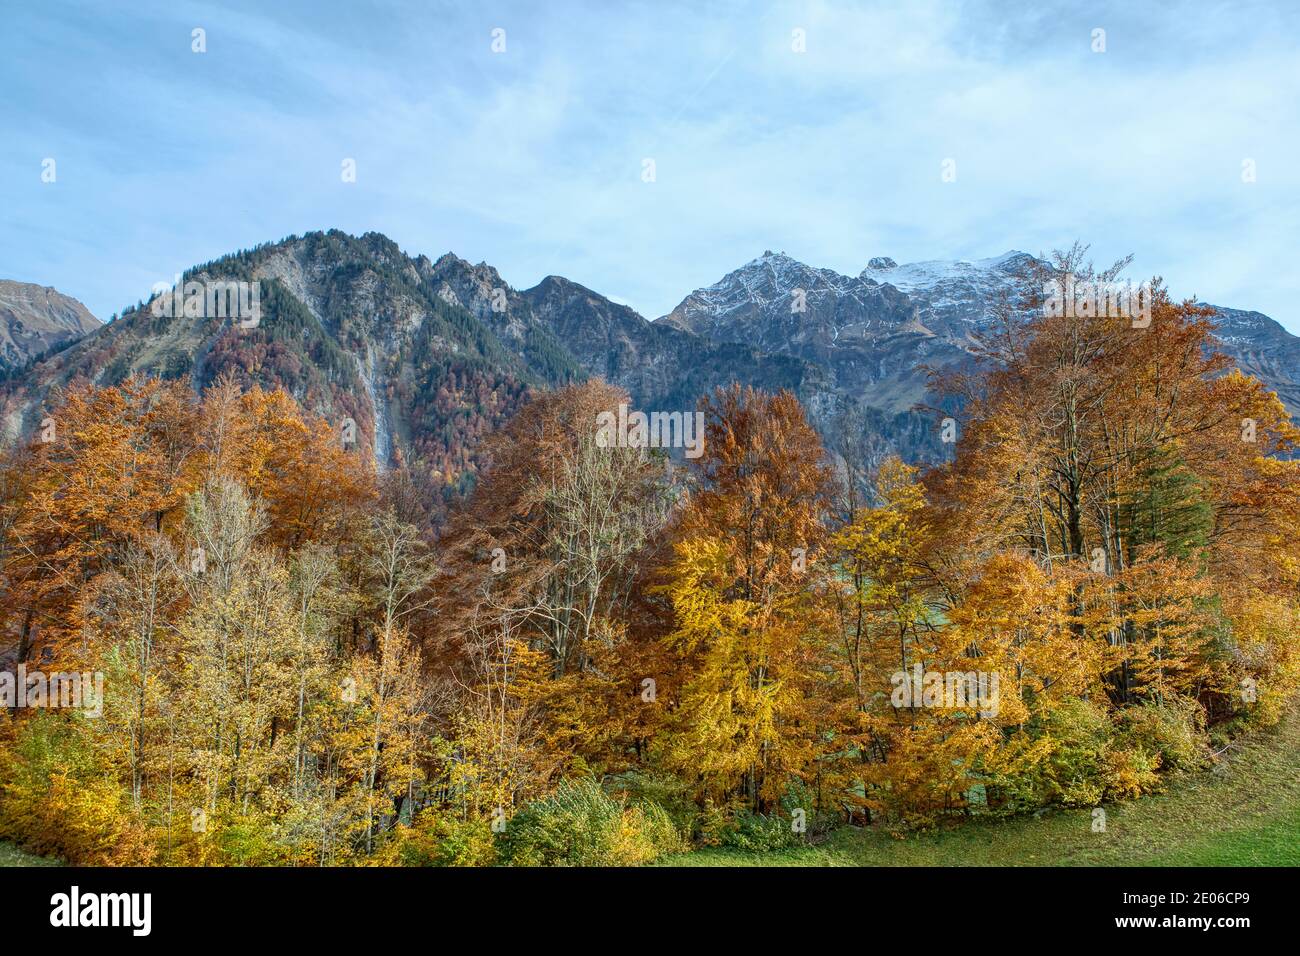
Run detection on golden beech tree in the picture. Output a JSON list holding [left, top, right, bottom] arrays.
[[826, 463, 1019, 823], [655, 385, 832, 813], [1, 378, 199, 666], [0, 376, 394, 864], [198, 375, 376, 551], [827, 459, 932, 720]]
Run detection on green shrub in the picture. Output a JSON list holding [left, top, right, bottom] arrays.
[[1119, 698, 1209, 773], [498, 779, 686, 866], [398, 810, 500, 867], [693, 784, 815, 850], [604, 770, 699, 834], [986, 697, 1205, 814], [0, 712, 155, 865], [216, 814, 296, 866], [718, 809, 802, 851], [1034, 697, 1114, 807]]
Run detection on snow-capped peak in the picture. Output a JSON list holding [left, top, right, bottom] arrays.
[[859, 251, 1035, 291]]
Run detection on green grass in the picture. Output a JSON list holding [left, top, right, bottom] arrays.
[[0, 841, 60, 867], [660, 706, 1300, 867]]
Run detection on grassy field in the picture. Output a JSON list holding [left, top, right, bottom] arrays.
[[0, 841, 59, 867], [661, 705, 1300, 867]]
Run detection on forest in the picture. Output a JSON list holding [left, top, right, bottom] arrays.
[[1, 255, 1297, 867]]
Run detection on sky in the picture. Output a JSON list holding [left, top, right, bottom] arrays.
[[3, 0, 1299, 330]]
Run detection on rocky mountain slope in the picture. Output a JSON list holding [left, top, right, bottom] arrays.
[[857, 252, 1300, 416], [660, 249, 1300, 423], [0, 280, 101, 375], [1, 233, 554, 508], [1201, 305, 1300, 414], [660, 251, 967, 417], [520, 274, 825, 417], [4, 233, 1296, 498], [0, 233, 842, 507]]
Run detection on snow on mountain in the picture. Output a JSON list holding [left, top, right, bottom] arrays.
[[657, 250, 920, 353], [665, 248, 1300, 421], [859, 251, 1038, 335]]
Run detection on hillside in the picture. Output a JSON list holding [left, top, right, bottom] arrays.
[[0, 280, 100, 376], [0, 233, 559, 511]]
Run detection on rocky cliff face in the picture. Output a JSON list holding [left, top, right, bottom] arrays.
[[657, 248, 1300, 457], [0, 280, 101, 374], [855, 252, 1300, 416], [521, 273, 825, 416], [660, 251, 967, 417], [1202, 305, 1300, 415]]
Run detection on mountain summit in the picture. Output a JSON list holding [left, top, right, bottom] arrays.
[[0, 280, 101, 374]]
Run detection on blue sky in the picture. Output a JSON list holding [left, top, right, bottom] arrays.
[[3, 0, 1298, 330]]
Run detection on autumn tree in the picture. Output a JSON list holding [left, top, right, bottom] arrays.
[[655, 385, 833, 813]]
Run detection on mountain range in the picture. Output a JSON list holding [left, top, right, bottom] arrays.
[[4, 231, 1297, 503]]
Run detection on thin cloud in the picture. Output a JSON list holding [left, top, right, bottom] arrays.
[[0, 0, 1295, 329]]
